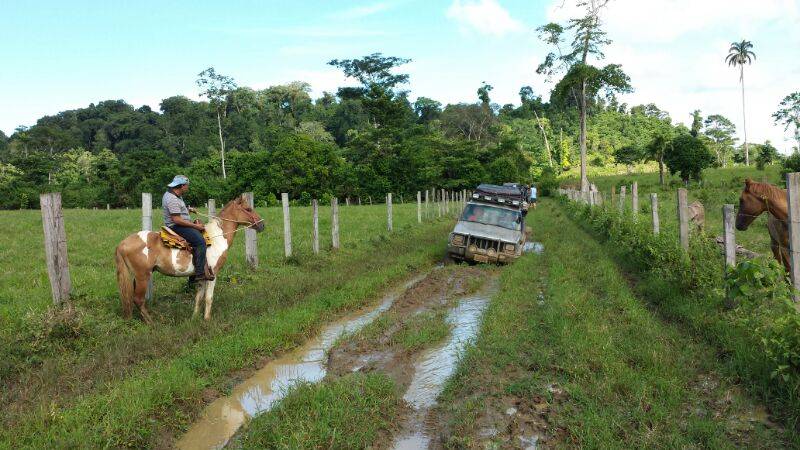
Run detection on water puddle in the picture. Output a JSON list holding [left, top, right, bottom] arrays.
[[176, 274, 427, 450], [392, 284, 497, 449], [523, 242, 544, 254]]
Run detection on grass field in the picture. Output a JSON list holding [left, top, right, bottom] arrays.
[[566, 165, 783, 255], [437, 199, 793, 448], [0, 199, 456, 448]]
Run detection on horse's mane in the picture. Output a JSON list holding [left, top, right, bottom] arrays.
[[745, 179, 786, 201]]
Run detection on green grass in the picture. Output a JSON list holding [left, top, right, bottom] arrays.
[[0, 201, 457, 448], [234, 373, 403, 449], [561, 165, 783, 254], [394, 310, 451, 353], [438, 199, 792, 448]]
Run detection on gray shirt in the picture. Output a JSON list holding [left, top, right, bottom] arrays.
[[162, 190, 190, 227]]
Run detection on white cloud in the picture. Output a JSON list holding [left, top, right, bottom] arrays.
[[446, 0, 524, 37], [331, 2, 393, 20], [542, 0, 800, 153]]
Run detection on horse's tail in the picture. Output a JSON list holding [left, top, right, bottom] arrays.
[[115, 245, 134, 318]]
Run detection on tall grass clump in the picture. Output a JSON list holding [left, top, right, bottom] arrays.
[[563, 197, 800, 429]]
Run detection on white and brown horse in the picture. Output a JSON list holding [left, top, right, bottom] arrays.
[[735, 179, 790, 272], [114, 195, 265, 322]]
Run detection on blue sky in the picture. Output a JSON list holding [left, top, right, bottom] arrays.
[[2, 0, 799, 152]]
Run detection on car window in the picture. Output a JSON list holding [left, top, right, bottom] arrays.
[[461, 204, 520, 230]]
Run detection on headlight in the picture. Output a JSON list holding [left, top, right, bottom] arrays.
[[450, 234, 465, 246], [504, 243, 516, 253]]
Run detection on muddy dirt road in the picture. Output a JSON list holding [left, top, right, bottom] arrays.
[[177, 265, 498, 449]]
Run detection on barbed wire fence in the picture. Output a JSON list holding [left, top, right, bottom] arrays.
[[558, 173, 800, 305]]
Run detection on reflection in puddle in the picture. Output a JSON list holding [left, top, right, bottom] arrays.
[[392, 285, 496, 449], [523, 242, 544, 254], [176, 274, 426, 450]]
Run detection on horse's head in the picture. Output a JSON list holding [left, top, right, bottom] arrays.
[[736, 179, 766, 231], [221, 195, 266, 232]]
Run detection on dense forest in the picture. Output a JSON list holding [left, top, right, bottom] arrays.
[[0, 48, 791, 209]]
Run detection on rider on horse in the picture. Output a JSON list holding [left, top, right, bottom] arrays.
[[163, 175, 214, 281]]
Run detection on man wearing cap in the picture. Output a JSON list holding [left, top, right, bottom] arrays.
[[163, 175, 214, 281]]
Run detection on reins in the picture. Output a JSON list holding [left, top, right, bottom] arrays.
[[193, 210, 264, 240]]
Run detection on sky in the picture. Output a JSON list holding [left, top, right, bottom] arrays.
[[1, 0, 799, 152]]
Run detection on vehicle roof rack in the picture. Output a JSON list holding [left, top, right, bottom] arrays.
[[472, 184, 526, 207]]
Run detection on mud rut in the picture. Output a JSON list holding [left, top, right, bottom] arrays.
[[176, 265, 500, 450], [327, 266, 498, 449]]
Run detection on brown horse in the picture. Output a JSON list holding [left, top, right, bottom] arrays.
[[735, 179, 790, 271], [114, 195, 265, 322]]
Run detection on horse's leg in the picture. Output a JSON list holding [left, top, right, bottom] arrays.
[[193, 281, 207, 317], [203, 279, 217, 321], [133, 273, 153, 324]]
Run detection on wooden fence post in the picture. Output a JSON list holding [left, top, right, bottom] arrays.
[[611, 186, 616, 206], [425, 190, 430, 219], [786, 173, 800, 302], [312, 199, 319, 254], [417, 191, 422, 223], [650, 193, 660, 235], [723, 204, 736, 270], [387, 193, 393, 232], [208, 198, 216, 217], [244, 192, 258, 268], [141, 193, 153, 301], [281, 193, 292, 258], [619, 186, 626, 214], [677, 188, 689, 250], [40, 192, 71, 305], [331, 197, 340, 250], [437, 190, 442, 218], [632, 182, 639, 220]]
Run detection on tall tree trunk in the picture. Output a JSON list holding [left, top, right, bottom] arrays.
[[740, 66, 749, 166], [532, 109, 553, 167], [579, 79, 588, 192], [216, 110, 227, 179], [658, 154, 664, 186]]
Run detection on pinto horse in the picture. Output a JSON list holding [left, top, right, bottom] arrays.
[[735, 179, 790, 272], [114, 195, 265, 322]]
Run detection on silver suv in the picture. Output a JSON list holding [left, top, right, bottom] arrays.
[[447, 184, 527, 264]]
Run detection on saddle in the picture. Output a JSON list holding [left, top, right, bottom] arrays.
[[160, 226, 212, 251]]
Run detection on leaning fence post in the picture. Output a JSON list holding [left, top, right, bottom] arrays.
[[244, 192, 258, 268], [142, 193, 153, 301], [208, 198, 216, 217], [786, 173, 800, 303], [312, 199, 319, 254], [723, 204, 736, 270], [40, 192, 71, 305], [281, 193, 292, 258], [650, 193, 660, 235], [619, 186, 626, 214], [632, 182, 639, 220], [387, 193, 393, 232], [677, 188, 689, 251], [331, 197, 340, 250]]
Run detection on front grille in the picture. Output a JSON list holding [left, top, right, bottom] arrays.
[[468, 236, 501, 251]]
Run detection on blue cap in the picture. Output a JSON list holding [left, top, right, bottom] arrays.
[[167, 175, 189, 188]]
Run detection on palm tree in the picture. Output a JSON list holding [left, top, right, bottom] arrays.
[[725, 40, 756, 166]]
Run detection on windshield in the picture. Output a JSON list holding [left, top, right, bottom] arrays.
[[460, 204, 521, 231]]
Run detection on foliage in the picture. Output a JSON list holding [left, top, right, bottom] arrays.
[[756, 141, 780, 170], [773, 92, 800, 150], [782, 151, 800, 176], [664, 134, 714, 182]]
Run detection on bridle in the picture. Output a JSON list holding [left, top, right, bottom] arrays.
[[194, 204, 264, 239]]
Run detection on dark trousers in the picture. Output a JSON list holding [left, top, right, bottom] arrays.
[[170, 225, 207, 275]]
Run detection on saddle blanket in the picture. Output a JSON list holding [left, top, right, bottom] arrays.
[[159, 226, 212, 251]]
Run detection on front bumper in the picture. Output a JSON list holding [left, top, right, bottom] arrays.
[[447, 238, 519, 263]]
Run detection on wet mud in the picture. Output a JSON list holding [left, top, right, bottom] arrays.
[[325, 266, 497, 449]]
